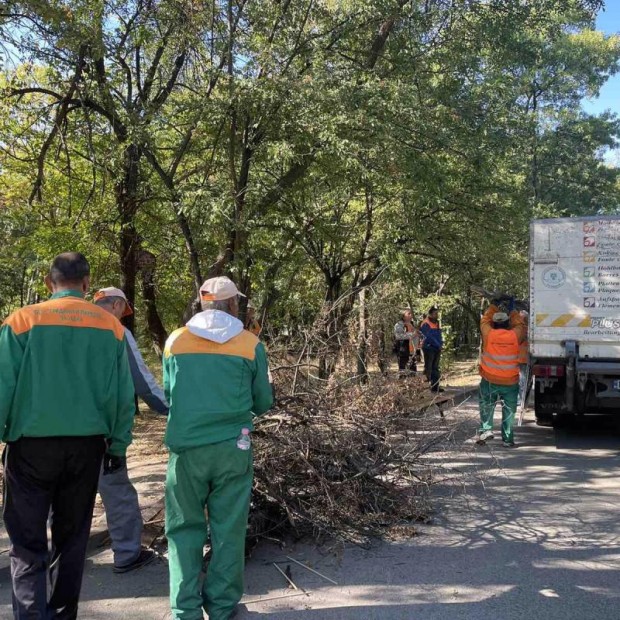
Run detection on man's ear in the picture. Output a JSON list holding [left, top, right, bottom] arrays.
[[82, 276, 90, 294], [44, 274, 53, 293]]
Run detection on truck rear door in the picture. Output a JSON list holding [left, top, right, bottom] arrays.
[[531, 217, 620, 360]]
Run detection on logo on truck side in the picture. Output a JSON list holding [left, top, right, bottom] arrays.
[[590, 317, 620, 331], [542, 267, 566, 289]]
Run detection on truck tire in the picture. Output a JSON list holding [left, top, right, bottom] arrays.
[[534, 380, 558, 427], [534, 390, 554, 425]]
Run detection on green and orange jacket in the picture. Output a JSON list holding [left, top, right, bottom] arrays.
[[0, 290, 135, 456], [163, 309, 273, 452]]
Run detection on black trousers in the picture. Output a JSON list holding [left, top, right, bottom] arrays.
[[397, 351, 417, 372], [423, 347, 441, 391], [396, 340, 418, 373], [3, 436, 106, 620]]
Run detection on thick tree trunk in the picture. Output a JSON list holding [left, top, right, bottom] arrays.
[[318, 276, 342, 380], [117, 144, 141, 333], [137, 250, 168, 354], [119, 222, 138, 333]]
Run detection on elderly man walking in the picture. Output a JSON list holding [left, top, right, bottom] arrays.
[[0, 253, 135, 619], [94, 286, 168, 573], [163, 276, 273, 620]]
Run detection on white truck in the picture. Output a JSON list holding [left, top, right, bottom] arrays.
[[530, 216, 620, 425]]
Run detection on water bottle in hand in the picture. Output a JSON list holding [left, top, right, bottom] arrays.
[[236, 428, 251, 450]]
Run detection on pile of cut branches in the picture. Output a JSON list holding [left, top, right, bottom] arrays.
[[250, 373, 456, 547]]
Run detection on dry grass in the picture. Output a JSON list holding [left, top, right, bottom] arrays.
[[128, 412, 167, 461]]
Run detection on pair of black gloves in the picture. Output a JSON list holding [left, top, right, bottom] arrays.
[[491, 295, 516, 313]]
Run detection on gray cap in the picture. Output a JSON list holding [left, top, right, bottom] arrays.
[[493, 312, 509, 323]]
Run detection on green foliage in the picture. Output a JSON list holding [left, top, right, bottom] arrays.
[[0, 0, 619, 365]]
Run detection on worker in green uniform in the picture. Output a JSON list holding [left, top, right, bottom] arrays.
[[0, 252, 135, 618], [163, 276, 273, 620]]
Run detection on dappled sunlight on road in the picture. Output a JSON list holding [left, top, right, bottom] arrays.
[[2, 397, 620, 618]]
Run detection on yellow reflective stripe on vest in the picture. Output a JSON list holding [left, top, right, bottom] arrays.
[[481, 359, 519, 371], [482, 329, 520, 379], [481, 352, 519, 372], [482, 352, 519, 361]]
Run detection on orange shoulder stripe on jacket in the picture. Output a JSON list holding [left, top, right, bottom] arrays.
[[4, 298, 125, 340], [165, 328, 258, 360]]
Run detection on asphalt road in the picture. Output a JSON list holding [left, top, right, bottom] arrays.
[[1, 398, 620, 619]]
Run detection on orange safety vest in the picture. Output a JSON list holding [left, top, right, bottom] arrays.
[[480, 328, 520, 385]]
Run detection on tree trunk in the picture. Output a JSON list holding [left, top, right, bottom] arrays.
[[118, 144, 141, 333], [356, 284, 369, 383], [175, 208, 203, 323], [119, 222, 138, 333], [137, 250, 168, 354], [317, 275, 342, 380], [176, 210, 203, 292], [376, 326, 388, 375]]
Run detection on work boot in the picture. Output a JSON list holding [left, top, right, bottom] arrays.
[[476, 430, 494, 444], [113, 548, 157, 573]]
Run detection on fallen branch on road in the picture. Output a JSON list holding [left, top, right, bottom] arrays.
[[250, 372, 460, 547]]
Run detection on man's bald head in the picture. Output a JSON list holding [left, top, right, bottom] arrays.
[[45, 252, 90, 294]]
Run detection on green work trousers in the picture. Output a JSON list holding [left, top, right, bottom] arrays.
[[478, 378, 518, 443], [165, 439, 253, 620]]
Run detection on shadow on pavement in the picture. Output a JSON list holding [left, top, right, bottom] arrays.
[[1, 402, 620, 619]]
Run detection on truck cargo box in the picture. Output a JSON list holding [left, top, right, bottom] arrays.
[[530, 216, 620, 360]]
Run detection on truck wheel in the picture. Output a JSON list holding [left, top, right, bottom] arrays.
[[534, 381, 557, 427]]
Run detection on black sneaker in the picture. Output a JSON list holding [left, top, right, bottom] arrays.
[[502, 440, 516, 448], [113, 549, 157, 574]]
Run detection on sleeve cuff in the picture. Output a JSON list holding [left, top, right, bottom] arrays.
[[106, 444, 127, 457]]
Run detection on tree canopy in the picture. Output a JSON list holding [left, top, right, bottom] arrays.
[[1, 0, 619, 369]]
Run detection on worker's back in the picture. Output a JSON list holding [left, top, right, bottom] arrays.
[[163, 309, 273, 452], [480, 328, 520, 385], [0, 291, 134, 450]]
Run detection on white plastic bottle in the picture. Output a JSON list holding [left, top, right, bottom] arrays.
[[236, 428, 251, 450]]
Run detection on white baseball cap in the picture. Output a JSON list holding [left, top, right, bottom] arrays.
[[492, 312, 509, 323], [199, 276, 245, 302], [93, 287, 133, 317]]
